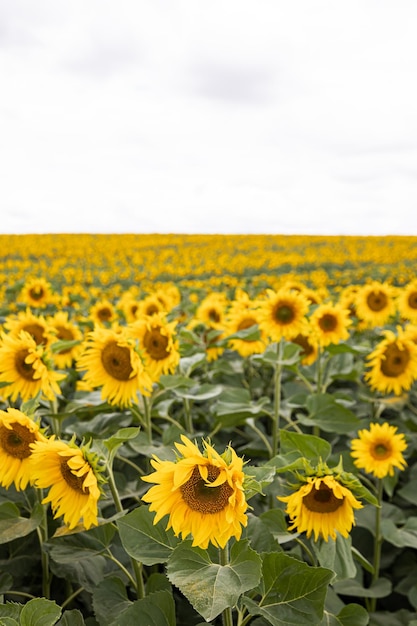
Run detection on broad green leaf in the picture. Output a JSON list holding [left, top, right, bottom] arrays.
[[92, 577, 131, 626], [117, 506, 179, 565], [280, 430, 331, 463], [46, 534, 107, 591], [166, 540, 262, 622], [172, 382, 223, 401], [20, 598, 61, 626], [243, 465, 276, 500], [312, 534, 356, 581], [0, 503, 43, 544], [50, 338, 82, 354], [0, 604, 21, 620], [322, 603, 369, 626], [332, 577, 391, 598], [0, 572, 13, 594], [381, 518, 417, 549], [56, 610, 86, 626], [0, 619, 19, 626], [102, 426, 141, 453], [117, 590, 176, 626], [300, 394, 360, 434], [243, 552, 334, 626], [259, 509, 294, 545], [245, 514, 282, 553]]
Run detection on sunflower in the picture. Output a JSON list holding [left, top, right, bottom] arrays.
[[354, 281, 397, 328], [4, 308, 54, 347], [137, 293, 168, 318], [76, 326, 153, 406], [142, 435, 248, 549], [309, 302, 352, 347], [224, 308, 266, 357], [365, 327, 417, 395], [278, 473, 363, 542], [0, 331, 65, 402], [30, 437, 102, 530], [190, 292, 228, 331], [0, 408, 48, 490], [19, 277, 55, 308], [397, 281, 417, 324], [257, 288, 310, 342], [350, 422, 407, 479], [291, 326, 319, 365], [128, 313, 180, 381], [48, 311, 84, 369], [89, 299, 117, 326]]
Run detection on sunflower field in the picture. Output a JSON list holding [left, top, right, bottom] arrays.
[[1, 233, 417, 626]]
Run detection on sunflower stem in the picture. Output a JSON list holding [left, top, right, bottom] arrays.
[[36, 488, 51, 599], [183, 397, 194, 435], [219, 543, 234, 626], [106, 458, 146, 599], [369, 478, 383, 613], [142, 394, 153, 443], [271, 341, 283, 458]]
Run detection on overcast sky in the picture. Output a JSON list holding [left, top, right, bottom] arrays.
[[1, 1, 417, 235]]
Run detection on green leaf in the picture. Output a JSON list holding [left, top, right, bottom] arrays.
[[243, 465, 276, 500], [312, 534, 357, 581], [56, 610, 86, 626], [381, 518, 417, 549], [117, 590, 176, 626], [20, 598, 61, 626], [0, 503, 43, 544], [280, 430, 331, 464], [300, 394, 360, 434], [322, 603, 369, 626], [0, 572, 13, 594], [166, 540, 262, 622], [0, 619, 19, 626], [92, 577, 131, 626], [243, 552, 334, 626], [102, 427, 141, 454], [332, 577, 392, 598], [213, 387, 270, 426], [50, 338, 82, 354], [117, 506, 179, 566]]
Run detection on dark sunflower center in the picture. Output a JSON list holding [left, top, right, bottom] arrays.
[[208, 308, 221, 324], [60, 460, 90, 494], [0, 423, 37, 458], [22, 323, 47, 345], [55, 326, 75, 354], [372, 442, 391, 459], [101, 341, 134, 380], [145, 304, 160, 316], [318, 314, 338, 332], [302, 482, 344, 513], [292, 334, 314, 356], [407, 292, 417, 310], [97, 307, 112, 321], [180, 465, 233, 514], [15, 349, 37, 381], [273, 303, 295, 324], [366, 291, 388, 312], [143, 328, 169, 360], [29, 287, 44, 301], [380, 343, 410, 377]]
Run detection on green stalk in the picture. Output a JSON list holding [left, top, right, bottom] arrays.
[[36, 488, 51, 599], [142, 394, 153, 443], [106, 460, 146, 599], [271, 341, 283, 458], [219, 543, 233, 626], [369, 479, 383, 613], [183, 397, 194, 434]]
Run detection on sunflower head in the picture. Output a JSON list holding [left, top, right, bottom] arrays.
[[351, 422, 407, 479], [309, 302, 352, 347], [142, 435, 248, 549], [258, 289, 310, 342], [365, 327, 417, 396]]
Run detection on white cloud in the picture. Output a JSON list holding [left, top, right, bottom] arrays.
[[1, 0, 417, 234]]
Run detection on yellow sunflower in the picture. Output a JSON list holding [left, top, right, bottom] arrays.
[[142, 435, 248, 549], [76, 327, 153, 406], [365, 327, 417, 396], [4, 308, 54, 347], [128, 313, 180, 381], [397, 281, 417, 324], [257, 288, 310, 342], [0, 331, 65, 403], [350, 422, 407, 479], [19, 277, 56, 308], [89, 299, 117, 326], [0, 408, 48, 490], [309, 302, 352, 347], [48, 311, 84, 369], [190, 292, 228, 331], [224, 307, 266, 357], [30, 437, 102, 530], [137, 293, 168, 318], [354, 281, 397, 328], [290, 327, 319, 365], [278, 473, 363, 542]]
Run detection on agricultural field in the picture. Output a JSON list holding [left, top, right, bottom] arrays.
[[1, 233, 417, 626]]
